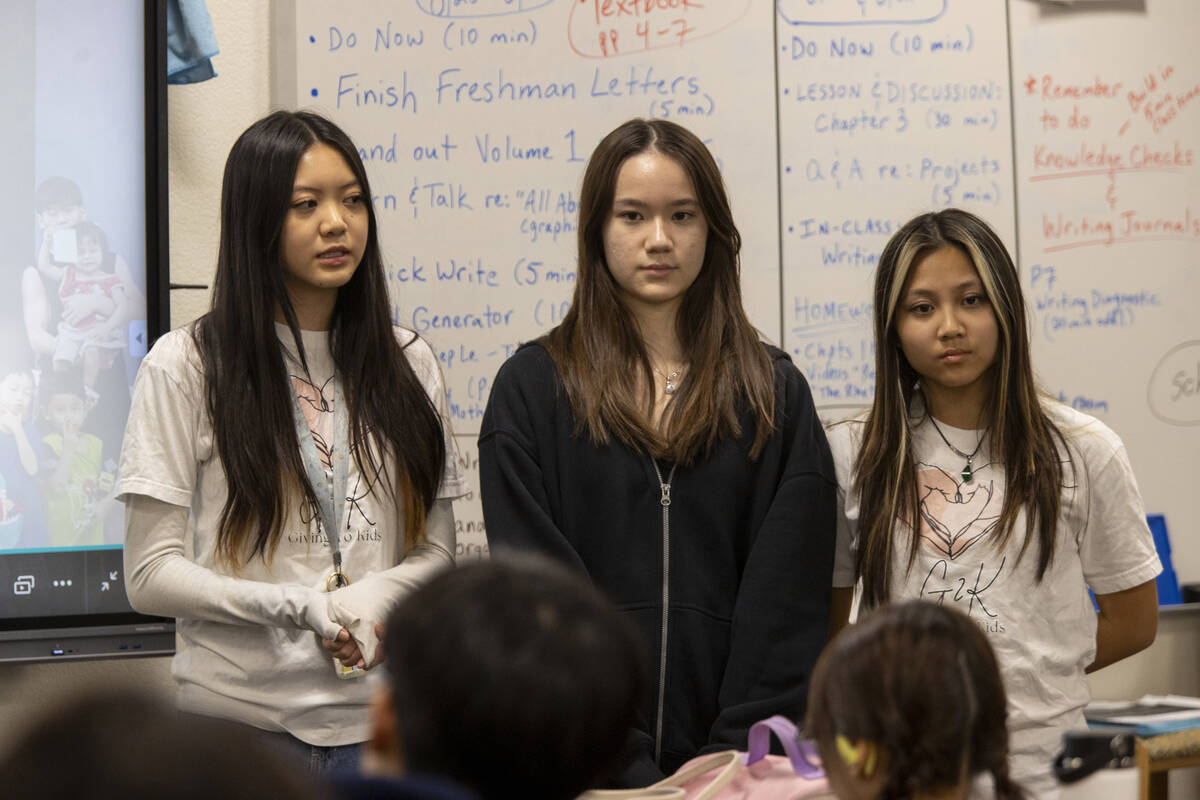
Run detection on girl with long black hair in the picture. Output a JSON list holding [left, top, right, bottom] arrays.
[[117, 110, 467, 771]]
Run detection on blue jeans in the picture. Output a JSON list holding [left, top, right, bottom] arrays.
[[262, 731, 363, 776]]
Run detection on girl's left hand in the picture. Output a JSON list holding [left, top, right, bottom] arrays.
[[321, 628, 365, 669], [372, 622, 385, 666]]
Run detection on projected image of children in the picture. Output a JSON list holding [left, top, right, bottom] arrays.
[[2, 174, 145, 552], [0, 357, 46, 549], [40, 220, 131, 397]]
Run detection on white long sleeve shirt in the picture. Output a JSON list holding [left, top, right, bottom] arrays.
[[117, 325, 467, 745]]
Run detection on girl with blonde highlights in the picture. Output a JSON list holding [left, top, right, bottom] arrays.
[[827, 208, 1160, 797]]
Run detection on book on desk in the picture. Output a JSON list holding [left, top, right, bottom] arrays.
[[1086, 696, 1200, 737]]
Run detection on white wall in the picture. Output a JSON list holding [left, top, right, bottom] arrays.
[[166, 1, 273, 326]]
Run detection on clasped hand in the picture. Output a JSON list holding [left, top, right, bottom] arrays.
[[321, 623, 384, 670]]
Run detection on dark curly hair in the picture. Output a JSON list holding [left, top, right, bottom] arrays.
[[806, 601, 1026, 799]]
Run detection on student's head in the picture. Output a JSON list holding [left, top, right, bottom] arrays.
[[374, 556, 647, 800], [576, 118, 741, 325], [872, 209, 1028, 417], [213, 109, 381, 329], [40, 369, 89, 434], [0, 688, 330, 800], [73, 221, 110, 275], [34, 176, 85, 230], [806, 601, 1022, 800], [0, 355, 34, 420]]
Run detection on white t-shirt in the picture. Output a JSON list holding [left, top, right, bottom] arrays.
[[827, 399, 1160, 799], [116, 325, 468, 745]]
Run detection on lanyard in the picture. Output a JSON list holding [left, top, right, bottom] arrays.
[[289, 373, 350, 589]]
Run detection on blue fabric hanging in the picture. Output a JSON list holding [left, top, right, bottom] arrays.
[[166, 0, 219, 85]]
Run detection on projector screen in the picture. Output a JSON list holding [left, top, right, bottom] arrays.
[[0, 0, 171, 662]]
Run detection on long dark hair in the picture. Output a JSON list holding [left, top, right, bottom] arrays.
[[542, 118, 775, 464], [852, 209, 1067, 606], [194, 110, 446, 566], [807, 601, 1026, 800]]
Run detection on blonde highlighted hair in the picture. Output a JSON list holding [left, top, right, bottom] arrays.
[[853, 208, 1068, 606]]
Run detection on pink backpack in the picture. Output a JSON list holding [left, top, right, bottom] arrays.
[[580, 716, 834, 800]]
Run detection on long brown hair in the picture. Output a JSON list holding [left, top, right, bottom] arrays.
[[806, 601, 1026, 800], [852, 209, 1067, 606], [542, 118, 775, 464], [194, 111, 446, 567]]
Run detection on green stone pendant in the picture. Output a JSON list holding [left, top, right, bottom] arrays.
[[961, 460, 974, 483]]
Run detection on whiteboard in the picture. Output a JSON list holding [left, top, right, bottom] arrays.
[[1008, 0, 1200, 586], [777, 0, 1016, 412], [273, 0, 1200, 584]]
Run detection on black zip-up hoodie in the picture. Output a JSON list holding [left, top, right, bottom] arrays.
[[478, 342, 837, 787]]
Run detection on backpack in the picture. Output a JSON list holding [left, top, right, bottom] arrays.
[[579, 716, 834, 800]]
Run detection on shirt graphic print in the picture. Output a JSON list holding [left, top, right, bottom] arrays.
[[914, 460, 1009, 626], [290, 371, 382, 536]]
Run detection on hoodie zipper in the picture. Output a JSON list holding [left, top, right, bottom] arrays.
[[651, 459, 676, 766]]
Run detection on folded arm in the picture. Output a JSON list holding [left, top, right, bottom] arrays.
[[123, 493, 342, 640]]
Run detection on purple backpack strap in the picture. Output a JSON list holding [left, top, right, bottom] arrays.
[[742, 715, 825, 780]]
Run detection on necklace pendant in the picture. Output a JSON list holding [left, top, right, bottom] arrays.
[[961, 461, 973, 483], [657, 366, 682, 396]]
